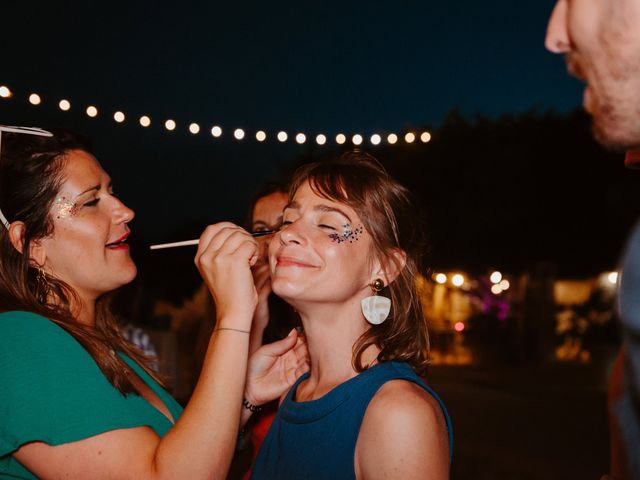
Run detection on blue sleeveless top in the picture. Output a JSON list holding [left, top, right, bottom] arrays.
[[251, 361, 453, 479]]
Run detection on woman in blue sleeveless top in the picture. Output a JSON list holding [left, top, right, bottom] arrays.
[[247, 152, 453, 479]]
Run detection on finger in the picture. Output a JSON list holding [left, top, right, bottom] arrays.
[[258, 329, 298, 357], [230, 239, 260, 267], [195, 223, 244, 264]]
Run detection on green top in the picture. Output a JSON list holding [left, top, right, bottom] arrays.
[[0, 311, 183, 479]]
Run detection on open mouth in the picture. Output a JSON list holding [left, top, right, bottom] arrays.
[[106, 232, 130, 250]]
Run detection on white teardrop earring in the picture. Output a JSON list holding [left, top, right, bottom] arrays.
[[361, 278, 391, 325]]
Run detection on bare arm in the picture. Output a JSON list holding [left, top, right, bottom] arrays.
[[355, 380, 450, 480], [13, 223, 289, 479]]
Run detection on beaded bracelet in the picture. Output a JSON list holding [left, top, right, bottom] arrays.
[[243, 397, 263, 413]]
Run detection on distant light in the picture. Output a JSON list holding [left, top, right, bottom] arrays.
[[277, 131, 288, 142], [114, 111, 125, 123], [234, 128, 245, 140], [499, 279, 510, 291], [316, 134, 326, 145], [336, 133, 346, 145], [370, 134, 381, 145], [165, 119, 176, 131], [28, 93, 41, 105], [452, 274, 464, 287], [435, 273, 447, 285], [211, 126, 222, 137], [86, 106, 98, 117], [256, 130, 267, 142], [420, 131, 432, 143], [295, 133, 306, 144], [139, 116, 151, 127], [490, 271, 502, 284], [59, 99, 71, 111], [454, 322, 465, 332], [608, 272, 618, 285], [0, 86, 11, 98], [387, 133, 398, 144], [491, 284, 503, 295], [405, 132, 416, 143], [352, 134, 363, 145], [189, 123, 200, 134]]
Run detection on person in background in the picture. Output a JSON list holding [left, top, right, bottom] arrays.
[[546, 3, 640, 478]]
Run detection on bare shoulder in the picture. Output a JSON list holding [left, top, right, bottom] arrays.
[[355, 379, 450, 480]]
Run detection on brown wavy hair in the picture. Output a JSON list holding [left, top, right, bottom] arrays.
[[0, 128, 161, 394], [288, 151, 431, 376]]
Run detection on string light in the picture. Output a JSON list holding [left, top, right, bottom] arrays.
[[434, 273, 447, 284], [3, 86, 439, 148], [490, 271, 502, 284]]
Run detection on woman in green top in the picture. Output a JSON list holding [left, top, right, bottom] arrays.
[[0, 126, 308, 479]]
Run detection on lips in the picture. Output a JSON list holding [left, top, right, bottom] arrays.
[[106, 232, 130, 250], [276, 256, 315, 268]]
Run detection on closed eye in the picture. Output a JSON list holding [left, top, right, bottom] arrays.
[[319, 224, 336, 230], [83, 198, 100, 207]]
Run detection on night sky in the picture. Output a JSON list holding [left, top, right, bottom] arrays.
[[1, 0, 592, 257]]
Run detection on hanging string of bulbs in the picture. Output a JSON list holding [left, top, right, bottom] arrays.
[[0, 84, 432, 146]]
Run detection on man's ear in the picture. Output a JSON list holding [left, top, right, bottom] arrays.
[[372, 248, 407, 287], [8, 222, 47, 267]]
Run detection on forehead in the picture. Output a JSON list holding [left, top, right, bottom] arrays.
[[58, 150, 107, 193], [253, 191, 288, 219], [290, 181, 359, 219]]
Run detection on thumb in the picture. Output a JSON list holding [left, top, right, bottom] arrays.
[[258, 329, 298, 357]]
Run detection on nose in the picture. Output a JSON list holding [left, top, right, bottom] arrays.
[[111, 196, 135, 224], [277, 221, 306, 247], [545, 0, 571, 54]]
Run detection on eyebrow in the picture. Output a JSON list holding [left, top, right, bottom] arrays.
[[75, 180, 112, 199], [284, 201, 352, 223]]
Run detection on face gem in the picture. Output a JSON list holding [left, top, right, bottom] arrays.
[[329, 224, 364, 244]]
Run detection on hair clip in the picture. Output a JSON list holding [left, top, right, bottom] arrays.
[[0, 125, 54, 229]]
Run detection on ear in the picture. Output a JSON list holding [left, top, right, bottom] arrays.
[[8, 221, 47, 267], [371, 248, 407, 287]]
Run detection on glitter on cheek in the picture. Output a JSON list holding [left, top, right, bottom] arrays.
[[53, 196, 79, 220], [329, 224, 364, 244]]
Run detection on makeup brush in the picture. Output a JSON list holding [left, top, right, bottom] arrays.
[[149, 230, 277, 250]]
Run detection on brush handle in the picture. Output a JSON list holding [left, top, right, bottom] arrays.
[[149, 230, 277, 250]]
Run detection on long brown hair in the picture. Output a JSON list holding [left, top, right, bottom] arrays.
[[0, 128, 161, 394], [288, 151, 431, 376]]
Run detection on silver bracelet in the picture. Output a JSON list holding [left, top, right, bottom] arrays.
[[214, 327, 250, 334]]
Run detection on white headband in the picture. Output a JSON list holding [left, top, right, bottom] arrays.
[[0, 125, 54, 229]]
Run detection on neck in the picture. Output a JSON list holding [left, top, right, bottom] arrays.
[[296, 300, 380, 401], [71, 292, 98, 328]]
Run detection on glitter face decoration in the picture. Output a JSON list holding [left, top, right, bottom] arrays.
[[54, 196, 79, 220], [329, 224, 364, 244]]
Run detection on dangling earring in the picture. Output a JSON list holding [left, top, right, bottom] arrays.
[[35, 266, 50, 303], [361, 278, 391, 325]]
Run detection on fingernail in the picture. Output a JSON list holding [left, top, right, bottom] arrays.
[[288, 328, 296, 337]]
